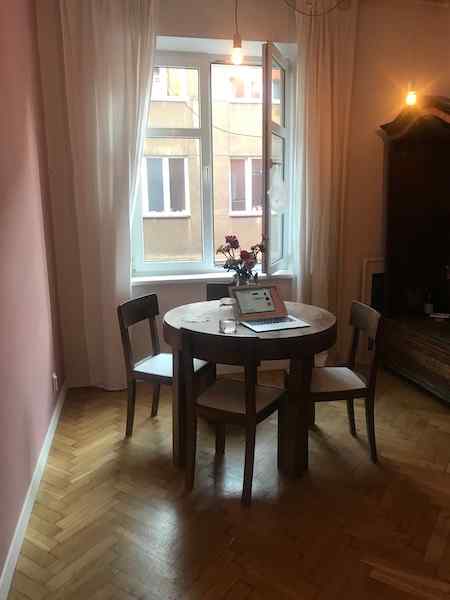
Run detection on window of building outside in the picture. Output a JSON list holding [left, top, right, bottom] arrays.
[[143, 157, 190, 217], [230, 158, 262, 215], [132, 54, 291, 276]]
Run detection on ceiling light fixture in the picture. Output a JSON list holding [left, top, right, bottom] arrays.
[[406, 81, 417, 107], [231, 0, 243, 65]]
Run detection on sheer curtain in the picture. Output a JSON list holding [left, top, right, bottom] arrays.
[[294, 0, 359, 319], [60, 0, 157, 390]]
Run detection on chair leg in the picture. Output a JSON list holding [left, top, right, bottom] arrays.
[[364, 396, 378, 463], [242, 424, 256, 506], [211, 364, 218, 381], [185, 408, 197, 492], [125, 380, 136, 437], [151, 383, 160, 417], [346, 399, 356, 436], [215, 423, 226, 455]]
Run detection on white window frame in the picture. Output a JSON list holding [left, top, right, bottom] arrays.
[[132, 50, 294, 277], [142, 156, 191, 218], [229, 157, 263, 217]]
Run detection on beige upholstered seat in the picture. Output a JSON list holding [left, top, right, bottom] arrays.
[[311, 367, 367, 394], [134, 354, 207, 380], [197, 379, 282, 415], [286, 301, 383, 463]]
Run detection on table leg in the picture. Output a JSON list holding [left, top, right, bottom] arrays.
[[310, 402, 316, 427], [172, 350, 186, 468], [278, 356, 313, 478]]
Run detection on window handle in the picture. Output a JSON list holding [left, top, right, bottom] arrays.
[[203, 164, 210, 186]]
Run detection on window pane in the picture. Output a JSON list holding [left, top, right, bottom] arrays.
[[230, 159, 246, 211], [271, 60, 285, 127], [230, 75, 245, 98], [211, 64, 263, 260], [142, 138, 202, 263], [149, 67, 199, 128], [168, 158, 186, 212], [251, 79, 261, 100], [269, 134, 286, 264], [147, 158, 164, 212], [272, 134, 284, 179], [251, 158, 262, 209]]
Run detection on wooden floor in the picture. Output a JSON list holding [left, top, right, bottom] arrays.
[[8, 370, 450, 600]]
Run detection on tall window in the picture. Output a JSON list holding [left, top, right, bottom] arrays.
[[132, 52, 291, 276]]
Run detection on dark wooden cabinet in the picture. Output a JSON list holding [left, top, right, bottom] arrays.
[[379, 96, 450, 404]]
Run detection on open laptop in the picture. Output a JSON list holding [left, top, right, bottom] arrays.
[[230, 285, 311, 333]]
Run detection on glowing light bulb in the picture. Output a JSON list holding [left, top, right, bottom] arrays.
[[406, 90, 417, 106], [406, 82, 417, 107], [231, 46, 243, 65], [231, 33, 242, 65]]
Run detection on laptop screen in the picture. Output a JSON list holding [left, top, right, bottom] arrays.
[[234, 287, 275, 314]]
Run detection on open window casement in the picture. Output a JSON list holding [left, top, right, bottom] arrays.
[[262, 42, 289, 275]]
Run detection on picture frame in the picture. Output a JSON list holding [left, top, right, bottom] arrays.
[[361, 257, 385, 306]]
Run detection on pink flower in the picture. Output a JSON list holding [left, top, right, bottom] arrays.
[[225, 235, 240, 249], [240, 250, 251, 261]]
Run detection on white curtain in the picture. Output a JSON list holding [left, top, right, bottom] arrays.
[[294, 0, 359, 317], [60, 0, 157, 390]]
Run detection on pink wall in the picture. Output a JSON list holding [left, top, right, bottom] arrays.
[[339, 0, 450, 354], [0, 0, 64, 574]]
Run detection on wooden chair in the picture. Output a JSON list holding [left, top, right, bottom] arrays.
[[206, 282, 233, 301], [303, 301, 383, 462], [181, 329, 285, 505], [117, 294, 211, 437], [206, 281, 267, 301]]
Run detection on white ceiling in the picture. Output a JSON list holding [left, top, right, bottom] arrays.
[[156, 36, 297, 62]]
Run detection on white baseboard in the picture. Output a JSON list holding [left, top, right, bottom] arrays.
[[0, 383, 67, 600]]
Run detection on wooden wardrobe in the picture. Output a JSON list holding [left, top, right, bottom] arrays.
[[379, 96, 450, 404]]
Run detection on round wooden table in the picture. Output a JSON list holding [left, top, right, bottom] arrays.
[[163, 300, 337, 477]]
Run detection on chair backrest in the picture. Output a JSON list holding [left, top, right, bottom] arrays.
[[181, 327, 308, 417], [348, 301, 384, 392], [350, 301, 380, 340], [182, 328, 262, 366], [182, 328, 260, 416], [206, 281, 270, 301], [206, 282, 233, 301], [117, 294, 160, 376]]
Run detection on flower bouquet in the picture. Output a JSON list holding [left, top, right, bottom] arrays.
[[216, 235, 265, 285]]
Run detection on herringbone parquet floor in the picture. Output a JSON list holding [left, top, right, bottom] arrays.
[[7, 370, 450, 599]]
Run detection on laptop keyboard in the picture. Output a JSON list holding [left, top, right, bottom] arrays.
[[250, 317, 293, 325]]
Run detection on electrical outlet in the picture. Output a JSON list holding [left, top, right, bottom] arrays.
[[52, 372, 59, 394]]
